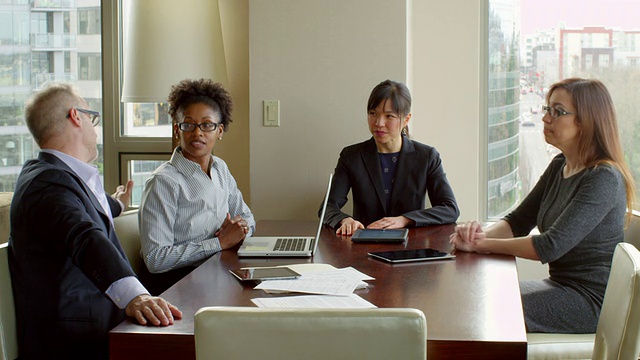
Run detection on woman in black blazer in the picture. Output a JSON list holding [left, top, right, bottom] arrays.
[[322, 80, 460, 235]]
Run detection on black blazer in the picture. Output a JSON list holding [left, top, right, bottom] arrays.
[[322, 137, 459, 228], [8, 152, 134, 360]]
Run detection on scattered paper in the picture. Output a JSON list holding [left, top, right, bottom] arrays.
[[251, 294, 377, 309], [250, 264, 375, 296], [254, 276, 361, 296]]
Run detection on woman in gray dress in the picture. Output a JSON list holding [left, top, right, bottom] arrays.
[[450, 78, 635, 333]]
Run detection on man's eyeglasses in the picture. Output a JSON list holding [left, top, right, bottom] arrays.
[[177, 122, 220, 132], [67, 108, 101, 127], [542, 105, 573, 118]]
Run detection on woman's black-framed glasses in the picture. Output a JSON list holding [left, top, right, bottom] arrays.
[[67, 108, 101, 127], [177, 122, 220, 132], [542, 105, 573, 118]]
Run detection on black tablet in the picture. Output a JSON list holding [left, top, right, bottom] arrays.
[[229, 267, 301, 281], [351, 229, 408, 243], [368, 248, 456, 263]]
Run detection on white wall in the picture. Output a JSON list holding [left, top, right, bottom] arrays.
[[217, 0, 251, 204], [248, 0, 483, 221], [249, 0, 408, 221], [410, 1, 483, 221]]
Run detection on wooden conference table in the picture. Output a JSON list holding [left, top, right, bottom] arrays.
[[110, 221, 527, 359]]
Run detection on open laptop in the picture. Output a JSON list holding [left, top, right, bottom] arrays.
[[237, 174, 332, 257]]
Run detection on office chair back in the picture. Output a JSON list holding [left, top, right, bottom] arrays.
[[0, 243, 17, 360], [113, 209, 144, 275], [624, 212, 640, 251], [527, 243, 640, 360], [591, 242, 640, 360], [194, 306, 427, 360]]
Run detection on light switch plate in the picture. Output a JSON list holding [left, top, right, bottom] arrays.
[[263, 100, 280, 126]]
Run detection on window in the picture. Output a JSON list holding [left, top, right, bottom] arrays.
[[64, 50, 70, 73], [97, 0, 173, 200], [119, 156, 170, 207], [0, 0, 103, 193], [487, 0, 640, 218], [0, 53, 29, 86], [122, 102, 170, 137], [78, 53, 101, 80], [0, 93, 28, 127], [30, 11, 51, 35], [0, 10, 29, 45], [31, 51, 51, 71], [486, 0, 520, 218], [585, 54, 593, 69], [78, 7, 100, 35], [119, 0, 172, 138]]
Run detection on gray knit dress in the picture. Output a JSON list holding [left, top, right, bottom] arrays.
[[504, 154, 626, 333]]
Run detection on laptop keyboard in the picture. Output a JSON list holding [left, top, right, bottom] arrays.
[[274, 238, 307, 251]]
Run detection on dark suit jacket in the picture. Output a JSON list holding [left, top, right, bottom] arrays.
[[323, 137, 459, 228], [8, 152, 135, 360]]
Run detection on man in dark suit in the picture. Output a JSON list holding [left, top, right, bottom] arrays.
[[8, 83, 182, 359]]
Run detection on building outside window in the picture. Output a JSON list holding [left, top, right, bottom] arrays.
[[486, 0, 521, 218], [0, 0, 169, 199], [0, 0, 100, 192], [488, 0, 640, 218]]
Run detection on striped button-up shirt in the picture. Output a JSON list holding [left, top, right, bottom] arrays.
[[139, 147, 255, 273]]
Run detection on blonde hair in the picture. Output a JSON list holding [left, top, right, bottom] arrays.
[[24, 82, 82, 146], [547, 78, 636, 214]]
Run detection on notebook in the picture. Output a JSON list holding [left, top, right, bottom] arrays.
[[237, 174, 332, 257]]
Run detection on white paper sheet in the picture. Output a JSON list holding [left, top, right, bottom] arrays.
[[251, 294, 377, 309], [250, 264, 375, 295], [254, 276, 361, 296]]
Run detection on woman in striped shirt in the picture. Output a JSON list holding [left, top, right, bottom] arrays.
[[138, 78, 255, 294]]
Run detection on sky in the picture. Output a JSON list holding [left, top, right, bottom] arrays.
[[521, 0, 640, 35]]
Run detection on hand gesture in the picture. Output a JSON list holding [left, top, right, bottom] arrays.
[[449, 220, 486, 252], [112, 179, 134, 209], [215, 213, 249, 249]]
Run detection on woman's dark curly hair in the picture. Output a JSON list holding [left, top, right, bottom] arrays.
[[167, 78, 233, 132]]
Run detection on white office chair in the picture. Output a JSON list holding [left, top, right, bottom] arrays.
[[113, 209, 144, 275], [194, 307, 427, 360], [527, 242, 640, 360], [624, 212, 640, 251], [0, 243, 18, 360]]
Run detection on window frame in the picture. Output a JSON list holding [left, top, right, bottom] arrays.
[[101, 0, 171, 196], [119, 153, 171, 207]]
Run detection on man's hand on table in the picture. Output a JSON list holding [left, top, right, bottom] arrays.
[[125, 294, 183, 326]]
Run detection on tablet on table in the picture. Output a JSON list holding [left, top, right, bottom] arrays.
[[351, 228, 408, 243], [368, 248, 456, 263]]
